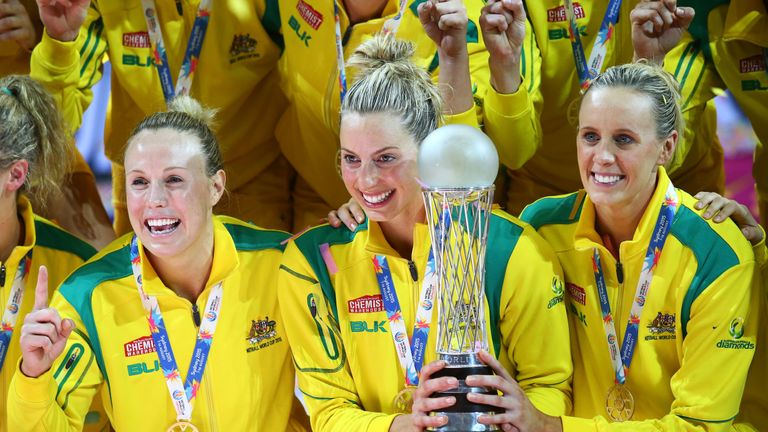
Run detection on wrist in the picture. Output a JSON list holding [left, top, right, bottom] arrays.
[[47, 28, 79, 43], [19, 360, 46, 379], [489, 61, 521, 94]]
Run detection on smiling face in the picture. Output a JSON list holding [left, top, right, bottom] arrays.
[[339, 111, 424, 224], [124, 128, 225, 261], [577, 87, 675, 217]]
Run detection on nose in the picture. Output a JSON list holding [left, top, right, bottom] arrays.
[[147, 181, 167, 207], [360, 161, 380, 189], [593, 139, 616, 165]]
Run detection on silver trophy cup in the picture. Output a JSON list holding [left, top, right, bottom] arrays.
[[419, 125, 501, 432]]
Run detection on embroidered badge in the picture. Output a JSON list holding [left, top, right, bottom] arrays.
[[246, 317, 282, 352]]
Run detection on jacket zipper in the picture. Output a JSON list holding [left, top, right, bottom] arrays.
[[614, 259, 625, 345], [0, 263, 6, 287]]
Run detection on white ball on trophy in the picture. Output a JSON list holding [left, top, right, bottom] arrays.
[[418, 124, 499, 188]]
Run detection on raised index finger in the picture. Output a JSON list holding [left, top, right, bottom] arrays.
[[33, 265, 49, 311]]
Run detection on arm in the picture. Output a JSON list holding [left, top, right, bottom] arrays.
[[562, 261, 759, 431], [630, 0, 694, 64], [8, 267, 104, 431], [479, 0, 543, 170], [31, 0, 104, 136], [498, 227, 572, 416], [277, 241, 400, 432]]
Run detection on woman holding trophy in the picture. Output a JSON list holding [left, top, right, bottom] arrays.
[[277, 34, 573, 432], [414, 61, 761, 431]]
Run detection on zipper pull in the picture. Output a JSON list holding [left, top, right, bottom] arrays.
[[407, 260, 418, 282], [192, 303, 201, 327], [175, 0, 183, 15], [0, 263, 5, 286], [616, 262, 624, 285]]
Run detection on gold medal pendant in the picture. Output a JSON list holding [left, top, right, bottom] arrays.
[[393, 386, 417, 413], [167, 421, 199, 432], [605, 384, 635, 422]]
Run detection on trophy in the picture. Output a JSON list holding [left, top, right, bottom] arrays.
[[419, 124, 502, 431]]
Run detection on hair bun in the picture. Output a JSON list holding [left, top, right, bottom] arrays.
[[167, 95, 217, 129], [347, 34, 416, 78]]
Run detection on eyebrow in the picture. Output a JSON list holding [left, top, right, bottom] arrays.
[[127, 166, 190, 174], [340, 146, 400, 154]]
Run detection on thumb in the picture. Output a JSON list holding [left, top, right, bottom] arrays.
[[33, 265, 49, 311], [675, 7, 694, 29], [61, 318, 76, 339], [742, 226, 764, 246]]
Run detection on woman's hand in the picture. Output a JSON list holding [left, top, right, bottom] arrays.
[[480, 0, 526, 94], [19, 266, 75, 378], [328, 198, 365, 231], [418, 0, 469, 60], [35, 0, 90, 42], [695, 192, 764, 246], [0, 0, 38, 50], [465, 351, 562, 432], [411, 360, 460, 430], [630, 0, 694, 64]]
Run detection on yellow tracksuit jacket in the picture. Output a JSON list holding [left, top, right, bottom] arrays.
[[521, 168, 760, 431], [7, 216, 309, 431], [276, 0, 499, 215], [488, 0, 723, 215], [277, 211, 573, 432], [30, 0, 290, 231], [689, 0, 768, 230], [0, 196, 109, 432]]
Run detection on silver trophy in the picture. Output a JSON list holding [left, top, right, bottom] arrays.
[[419, 125, 501, 431]]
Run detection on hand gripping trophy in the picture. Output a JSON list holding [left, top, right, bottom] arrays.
[[419, 124, 502, 431]]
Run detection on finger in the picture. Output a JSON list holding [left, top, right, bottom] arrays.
[[0, 16, 22, 32], [631, 7, 664, 32], [23, 322, 60, 343], [349, 201, 366, 224], [327, 210, 342, 228], [674, 6, 694, 29], [418, 359, 448, 382], [34, 266, 49, 310], [412, 394, 457, 413], [477, 350, 515, 383], [714, 201, 740, 222], [60, 318, 75, 339], [480, 14, 509, 34], [694, 192, 717, 209], [465, 374, 517, 395], [468, 392, 515, 412], [437, 13, 467, 32], [742, 226, 764, 246], [24, 308, 63, 332], [501, 0, 525, 20], [20, 333, 55, 353], [702, 197, 727, 219], [412, 413, 449, 428], [418, 0, 435, 26]]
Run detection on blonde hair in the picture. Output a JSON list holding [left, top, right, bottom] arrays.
[[342, 34, 443, 144], [0, 75, 71, 209], [584, 61, 684, 143], [127, 96, 223, 176]]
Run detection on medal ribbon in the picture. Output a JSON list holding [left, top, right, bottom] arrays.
[[333, 1, 410, 104], [564, 0, 622, 90], [0, 254, 31, 371], [592, 182, 678, 384], [140, 0, 213, 103], [372, 251, 436, 386], [130, 236, 223, 421]]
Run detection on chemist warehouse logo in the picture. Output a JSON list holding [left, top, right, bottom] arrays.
[[547, 2, 585, 22], [716, 317, 754, 350]]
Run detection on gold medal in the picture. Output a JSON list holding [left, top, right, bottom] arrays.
[[605, 384, 634, 422], [166, 421, 199, 432], [392, 386, 416, 413]]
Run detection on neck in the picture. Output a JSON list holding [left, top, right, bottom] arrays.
[[147, 242, 214, 304], [379, 202, 426, 260], [594, 184, 657, 249], [0, 197, 21, 263], [343, 0, 388, 24]]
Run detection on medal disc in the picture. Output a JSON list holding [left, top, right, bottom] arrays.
[[605, 384, 634, 422], [567, 96, 581, 127], [393, 386, 416, 413], [167, 421, 200, 432]]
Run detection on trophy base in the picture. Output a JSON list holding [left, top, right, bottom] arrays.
[[427, 353, 503, 432]]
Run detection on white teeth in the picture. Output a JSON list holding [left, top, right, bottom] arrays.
[[594, 174, 622, 184], [147, 218, 179, 227], [362, 190, 393, 204]]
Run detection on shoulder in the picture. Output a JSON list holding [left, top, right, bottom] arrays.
[[291, 219, 367, 256], [33, 216, 97, 262], [57, 234, 133, 314], [519, 191, 586, 230], [217, 215, 291, 252], [671, 191, 754, 268]]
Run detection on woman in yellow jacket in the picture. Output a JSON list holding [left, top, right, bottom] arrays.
[[7, 96, 309, 431], [416, 62, 760, 431], [0, 75, 110, 431], [277, 34, 572, 432]]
